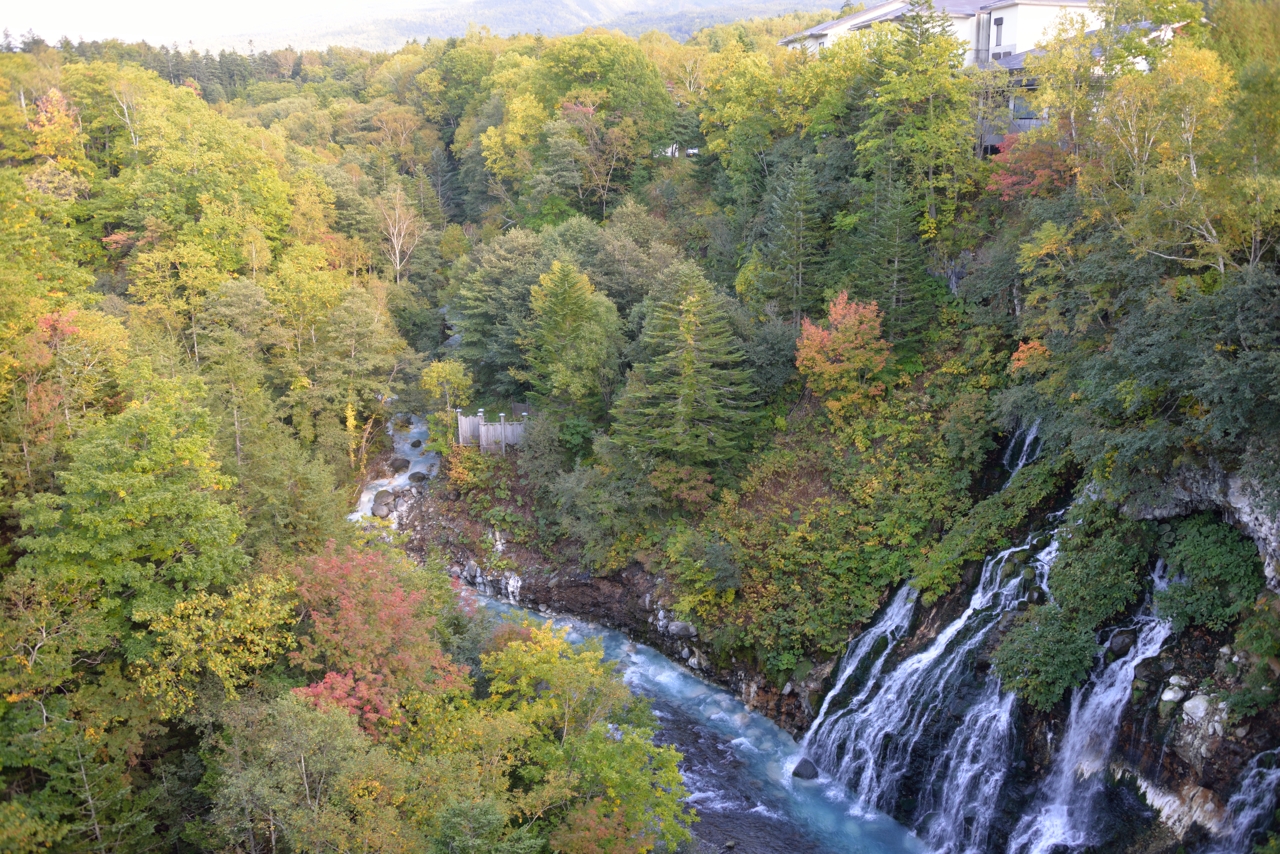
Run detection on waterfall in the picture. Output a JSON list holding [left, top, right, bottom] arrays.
[[1006, 616, 1172, 854], [1208, 749, 1280, 854], [914, 681, 1018, 854], [800, 585, 917, 747], [801, 533, 1055, 826], [1003, 419, 1041, 484]]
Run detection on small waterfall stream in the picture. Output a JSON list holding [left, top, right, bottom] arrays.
[[1006, 617, 1172, 854], [1209, 749, 1280, 854]]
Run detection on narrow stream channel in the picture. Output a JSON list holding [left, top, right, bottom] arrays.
[[352, 417, 922, 854]]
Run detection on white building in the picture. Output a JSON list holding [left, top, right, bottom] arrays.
[[778, 0, 1102, 66]]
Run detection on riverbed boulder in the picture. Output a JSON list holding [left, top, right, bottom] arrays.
[[410, 439, 422, 448], [409, 471, 427, 483], [390, 457, 411, 473], [792, 758, 820, 780], [1109, 630, 1136, 656], [668, 621, 698, 639]]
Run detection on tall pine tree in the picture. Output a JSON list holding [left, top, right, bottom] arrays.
[[843, 178, 944, 351], [610, 268, 755, 473], [513, 261, 622, 411], [761, 163, 824, 326]]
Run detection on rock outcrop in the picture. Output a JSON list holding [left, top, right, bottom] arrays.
[[1128, 462, 1280, 587]]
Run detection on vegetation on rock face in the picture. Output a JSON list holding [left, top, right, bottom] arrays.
[[992, 605, 1100, 712], [3, 0, 1280, 844]]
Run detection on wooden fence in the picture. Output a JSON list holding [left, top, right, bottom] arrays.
[[456, 408, 528, 454]]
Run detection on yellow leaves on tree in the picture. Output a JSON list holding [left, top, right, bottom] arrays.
[[134, 573, 296, 717], [795, 292, 892, 426], [481, 92, 550, 182]]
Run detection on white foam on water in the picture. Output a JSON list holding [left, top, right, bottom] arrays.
[[349, 415, 438, 521], [477, 596, 924, 854]]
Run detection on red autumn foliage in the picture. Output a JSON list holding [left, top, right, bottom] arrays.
[[549, 798, 653, 854], [295, 671, 396, 732], [289, 544, 468, 729], [795, 293, 892, 424], [988, 133, 1074, 201]]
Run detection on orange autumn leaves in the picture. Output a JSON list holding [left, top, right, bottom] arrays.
[[795, 292, 892, 425]]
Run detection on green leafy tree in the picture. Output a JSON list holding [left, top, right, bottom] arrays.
[[206, 694, 424, 854], [16, 379, 248, 620], [421, 360, 475, 412], [855, 0, 977, 245]]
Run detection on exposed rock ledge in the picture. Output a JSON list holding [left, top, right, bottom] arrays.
[[1114, 762, 1229, 837], [1127, 462, 1280, 587]]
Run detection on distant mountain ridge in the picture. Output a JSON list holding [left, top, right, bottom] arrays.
[[230, 0, 835, 50]]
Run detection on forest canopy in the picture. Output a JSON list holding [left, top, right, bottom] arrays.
[[2, 0, 1280, 848]]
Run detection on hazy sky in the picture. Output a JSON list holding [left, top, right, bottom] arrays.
[[5, 0, 432, 50]]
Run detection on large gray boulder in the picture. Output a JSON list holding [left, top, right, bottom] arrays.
[[390, 457, 411, 473], [1183, 694, 1211, 722], [668, 621, 698, 639], [792, 758, 820, 780]]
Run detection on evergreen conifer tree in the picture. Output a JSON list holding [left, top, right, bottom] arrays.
[[761, 163, 824, 326], [844, 178, 944, 351], [610, 268, 755, 472], [513, 260, 621, 410]]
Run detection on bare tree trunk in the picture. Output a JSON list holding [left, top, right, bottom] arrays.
[[75, 745, 106, 854]]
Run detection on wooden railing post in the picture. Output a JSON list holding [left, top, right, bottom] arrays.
[[500, 413, 507, 456]]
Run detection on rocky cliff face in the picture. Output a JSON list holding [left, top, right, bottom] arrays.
[[1130, 462, 1280, 588]]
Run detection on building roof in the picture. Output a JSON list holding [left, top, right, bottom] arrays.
[[980, 0, 1090, 11], [780, 0, 1091, 45], [778, 0, 906, 43]]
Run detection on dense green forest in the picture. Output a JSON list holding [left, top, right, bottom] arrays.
[[2, 0, 1280, 849]]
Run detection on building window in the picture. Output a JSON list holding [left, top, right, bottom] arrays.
[[994, 16, 1003, 46]]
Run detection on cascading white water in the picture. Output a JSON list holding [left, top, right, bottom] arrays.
[[796, 422, 1053, 852], [1208, 749, 1280, 854], [914, 681, 1018, 854], [1005, 616, 1172, 854], [800, 585, 917, 747], [1002, 419, 1041, 487], [349, 415, 437, 520], [802, 535, 1054, 821]]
